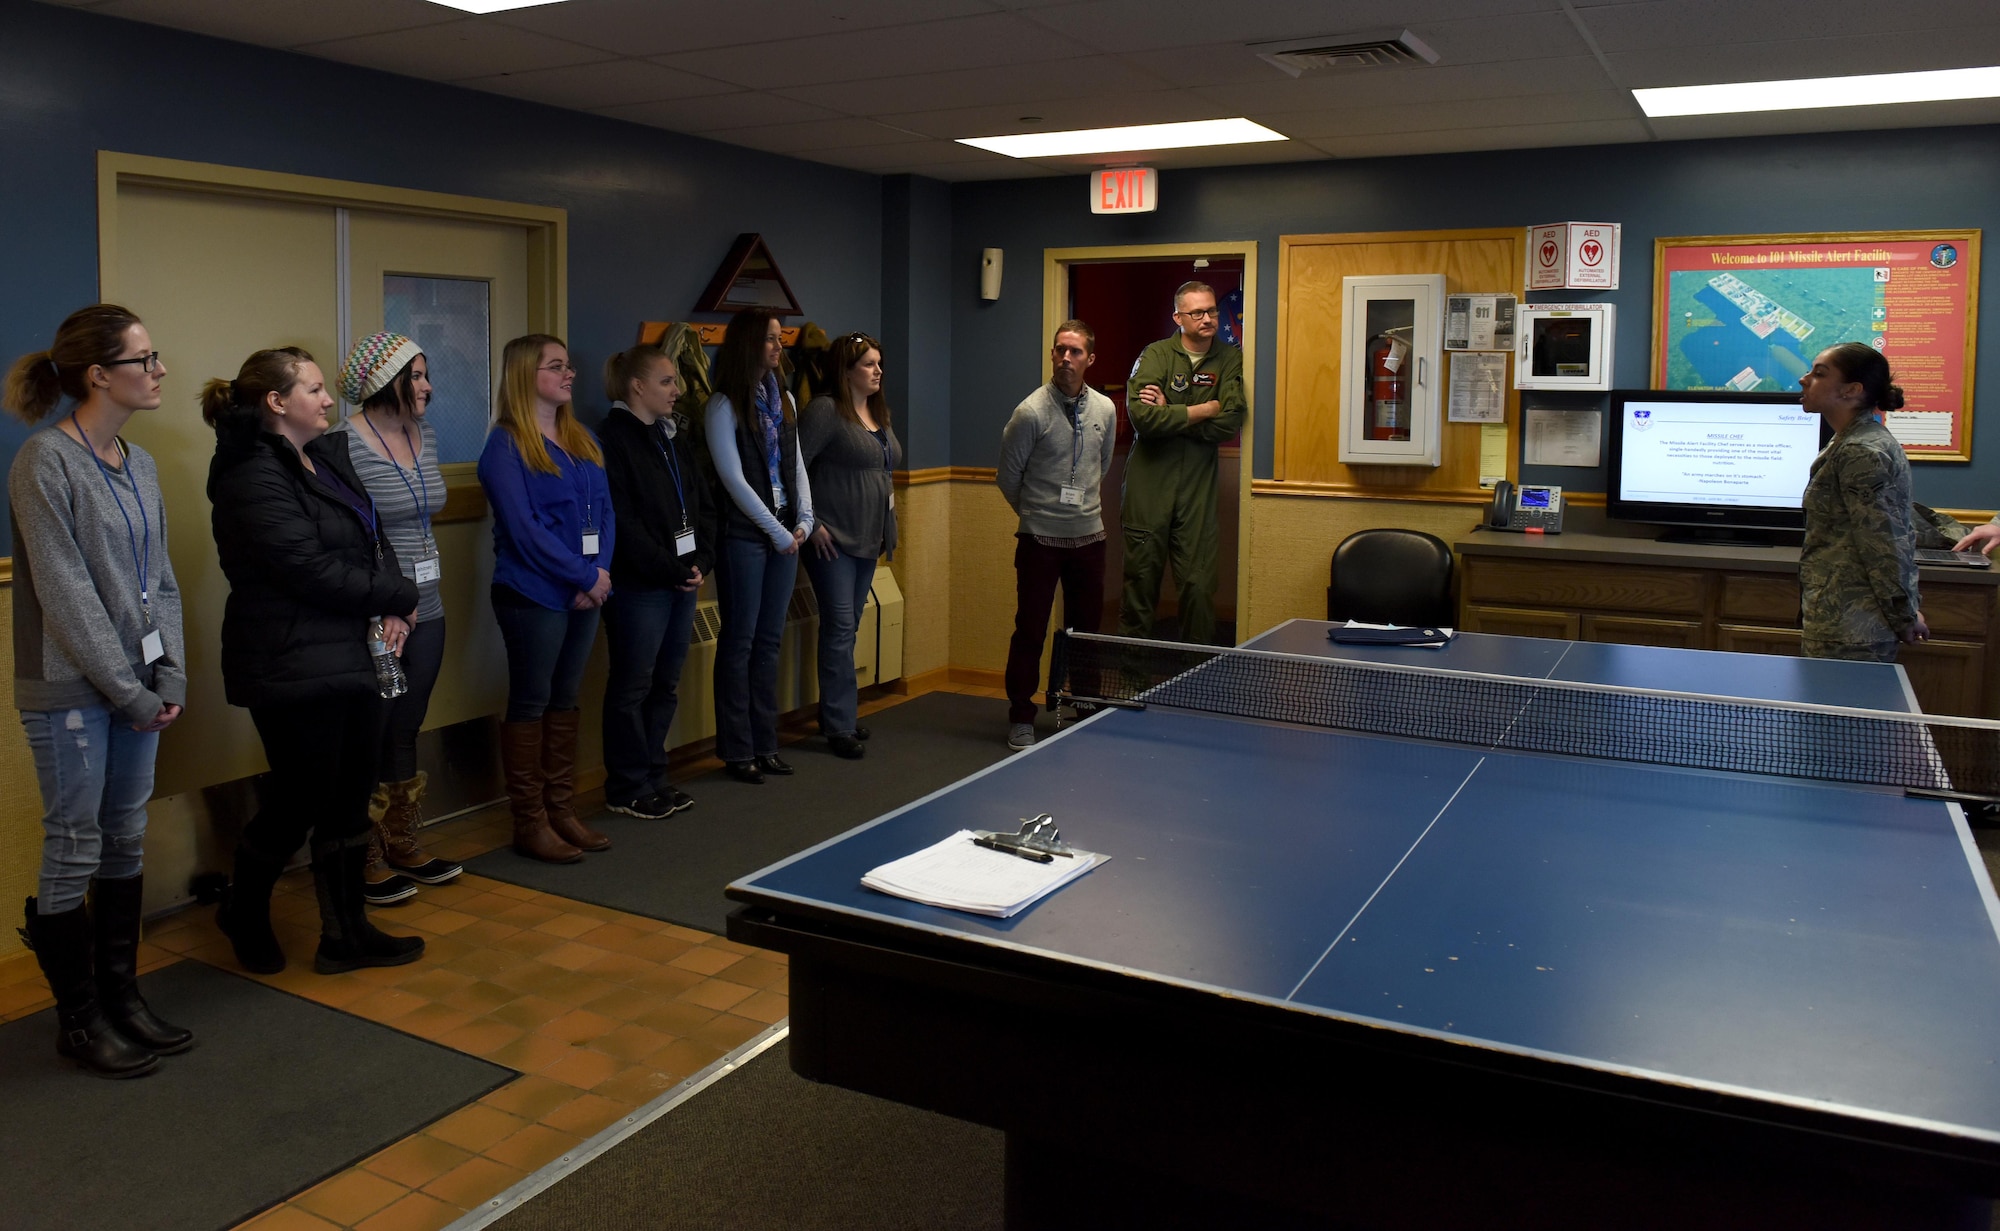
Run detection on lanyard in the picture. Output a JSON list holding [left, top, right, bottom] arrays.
[[547, 437, 594, 529], [1063, 392, 1086, 483], [652, 422, 691, 528], [361, 412, 433, 546], [71, 415, 152, 624]]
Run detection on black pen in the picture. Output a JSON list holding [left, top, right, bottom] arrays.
[[973, 835, 1054, 863]]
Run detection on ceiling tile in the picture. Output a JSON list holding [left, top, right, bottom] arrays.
[[86, 0, 452, 47], [1190, 55, 1616, 113], [1307, 117, 1650, 160], [1645, 96, 2000, 142], [1608, 30, 2000, 89], [459, 58, 737, 111], [302, 18, 610, 82], [808, 139, 1009, 171], [595, 90, 844, 133], [490, 0, 994, 57], [695, 116, 933, 155], [1018, 0, 1572, 55], [1575, 0, 2000, 54], [654, 11, 1054, 89], [875, 90, 1228, 141], [776, 54, 1167, 115], [1260, 89, 1641, 141]]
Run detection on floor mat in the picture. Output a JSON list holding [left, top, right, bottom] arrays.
[[464, 691, 1020, 934], [0, 958, 513, 1231], [493, 1036, 1002, 1231]]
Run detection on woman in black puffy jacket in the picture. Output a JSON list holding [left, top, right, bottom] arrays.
[[202, 347, 426, 977]]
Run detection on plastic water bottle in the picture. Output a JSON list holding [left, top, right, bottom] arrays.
[[369, 619, 408, 700]]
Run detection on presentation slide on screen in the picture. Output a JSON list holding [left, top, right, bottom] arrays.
[[1619, 401, 1819, 507]]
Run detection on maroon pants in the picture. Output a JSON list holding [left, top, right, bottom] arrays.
[[1006, 535, 1107, 724]]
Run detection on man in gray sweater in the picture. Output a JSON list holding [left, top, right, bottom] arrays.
[[996, 320, 1116, 750]]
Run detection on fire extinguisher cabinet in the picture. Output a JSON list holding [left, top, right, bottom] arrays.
[[1338, 273, 1446, 467]]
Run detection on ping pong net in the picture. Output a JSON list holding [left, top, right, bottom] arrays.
[[1048, 631, 2000, 801]]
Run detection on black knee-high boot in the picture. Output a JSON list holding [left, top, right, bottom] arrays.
[[91, 875, 194, 1054], [217, 841, 288, 975], [312, 833, 426, 975], [22, 897, 158, 1079]]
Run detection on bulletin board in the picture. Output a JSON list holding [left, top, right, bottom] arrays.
[[1652, 230, 1980, 461]]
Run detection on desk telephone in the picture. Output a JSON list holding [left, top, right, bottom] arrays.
[[1487, 481, 1564, 533]]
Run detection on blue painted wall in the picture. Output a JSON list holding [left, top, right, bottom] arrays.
[[948, 126, 2000, 509], [0, 0, 884, 541], [879, 174, 954, 469]]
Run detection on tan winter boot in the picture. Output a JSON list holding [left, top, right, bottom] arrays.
[[362, 784, 417, 906], [380, 772, 462, 884]]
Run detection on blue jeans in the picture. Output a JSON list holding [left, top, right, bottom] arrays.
[[601, 585, 699, 804], [22, 705, 158, 914], [493, 594, 601, 723], [803, 549, 877, 738], [715, 534, 799, 762]]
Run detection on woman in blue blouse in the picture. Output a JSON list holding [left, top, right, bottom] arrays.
[[706, 309, 814, 784], [477, 334, 615, 863]]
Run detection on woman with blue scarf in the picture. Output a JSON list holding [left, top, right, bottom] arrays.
[[706, 308, 814, 784]]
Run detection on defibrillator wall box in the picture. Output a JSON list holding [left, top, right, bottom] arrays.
[[1338, 273, 1446, 467], [1515, 303, 1616, 392]]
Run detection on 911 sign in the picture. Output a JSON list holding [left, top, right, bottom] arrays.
[[1091, 167, 1158, 214]]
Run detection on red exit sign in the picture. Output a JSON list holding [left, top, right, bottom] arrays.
[[1091, 167, 1158, 215]]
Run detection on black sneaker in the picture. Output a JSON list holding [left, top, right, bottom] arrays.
[[607, 794, 676, 820], [362, 874, 419, 906], [660, 786, 695, 814]]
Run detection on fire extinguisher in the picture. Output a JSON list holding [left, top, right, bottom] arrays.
[[1366, 332, 1411, 440]]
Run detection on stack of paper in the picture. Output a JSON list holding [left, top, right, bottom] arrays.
[[861, 830, 1107, 918]]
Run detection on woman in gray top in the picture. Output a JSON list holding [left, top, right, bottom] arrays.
[[799, 332, 903, 758], [330, 332, 461, 903], [4, 304, 190, 1078]]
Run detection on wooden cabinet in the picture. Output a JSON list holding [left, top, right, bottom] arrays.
[[1457, 533, 2000, 717]]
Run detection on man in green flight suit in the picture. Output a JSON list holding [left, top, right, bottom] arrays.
[[1120, 280, 1246, 644]]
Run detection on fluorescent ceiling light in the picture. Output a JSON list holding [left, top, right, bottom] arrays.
[[1635, 66, 2000, 117], [426, 0, 567, 13], [958, 118, 1287, 159]]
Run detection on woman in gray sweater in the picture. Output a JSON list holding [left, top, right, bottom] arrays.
[[799, 333, 903, 759], [4, 305, 190, 1078]]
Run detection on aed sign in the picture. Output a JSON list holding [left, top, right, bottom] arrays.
[[1091, 167, 1158, 215], [1526, 221, 1622, 291]]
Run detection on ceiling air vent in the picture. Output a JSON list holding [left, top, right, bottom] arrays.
[[1251, 30, 1440, 77]]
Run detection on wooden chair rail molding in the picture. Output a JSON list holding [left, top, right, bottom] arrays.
[[895, 467, 996, 486], [1275, 227, 1525, 502]]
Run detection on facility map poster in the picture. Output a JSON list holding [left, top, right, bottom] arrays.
[[1653, 231, 1980, 460]]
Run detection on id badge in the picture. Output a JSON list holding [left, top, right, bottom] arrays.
[[414, 553, 442, 584], [141, 629, 165, 665], [581, 531, 601, 555], [1059, 485, 1085, 507], [674, 528, 697, 557]]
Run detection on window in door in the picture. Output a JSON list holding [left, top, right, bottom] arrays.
[[383, 273, 492, 463]]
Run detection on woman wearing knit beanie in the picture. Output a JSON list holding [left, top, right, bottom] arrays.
[[329, 332, 462, 905]]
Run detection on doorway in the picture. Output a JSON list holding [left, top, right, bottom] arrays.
[[1047, 245, 1256, 644]]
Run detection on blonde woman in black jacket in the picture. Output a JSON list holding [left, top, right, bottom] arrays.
[[203, 348, 425, 977]]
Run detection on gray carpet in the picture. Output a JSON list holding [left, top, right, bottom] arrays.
[[465, 692, 1021, 934], [494, 1037, 1003, 1231], [0, 959, 513, 1231]]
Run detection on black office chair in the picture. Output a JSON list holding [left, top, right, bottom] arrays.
[[1327, 529, 1455, 628]]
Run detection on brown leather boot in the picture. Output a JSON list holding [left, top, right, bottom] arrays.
[[504, 718, 581, 864], [542, 708, 610, 853], [380, 772, 462, 884]]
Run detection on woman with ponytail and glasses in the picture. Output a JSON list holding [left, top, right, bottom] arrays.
[[5, 305, 188, 1077], [706, 309, 814, 784], [328, 333, 461, 905], [205, 347, 425, 977], [799, 332, 901, 759], [599, 343, 715, 819], [1796, 342, 1928, 661], [478, 335, 614, 862]]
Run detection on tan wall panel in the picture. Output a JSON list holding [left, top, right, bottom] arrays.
[[0, 588, 38, 958], [950, 482, 1019, 674], [1241, 494, 1483, 640], [893, 482, 952, 678], [424, 518, 507, 728], [109, 185, 340, 796], [1277, 231, 1522, 498]]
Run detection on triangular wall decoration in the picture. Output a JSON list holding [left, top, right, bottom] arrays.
[[693, 232, 803, 316]]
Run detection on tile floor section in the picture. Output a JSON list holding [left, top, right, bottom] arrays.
[[0, 685, 1007, 1230]]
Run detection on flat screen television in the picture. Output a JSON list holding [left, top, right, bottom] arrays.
[[1605, 389, 1832, 543]]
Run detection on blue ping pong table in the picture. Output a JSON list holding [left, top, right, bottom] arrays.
[[728, 623, 2000, 1230]]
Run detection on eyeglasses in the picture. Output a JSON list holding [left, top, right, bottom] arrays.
[[539, 362, 577, 376], [839, 332, 879, 348], [102, 352, 163, 374], [1175, 308, 1220, 320]]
